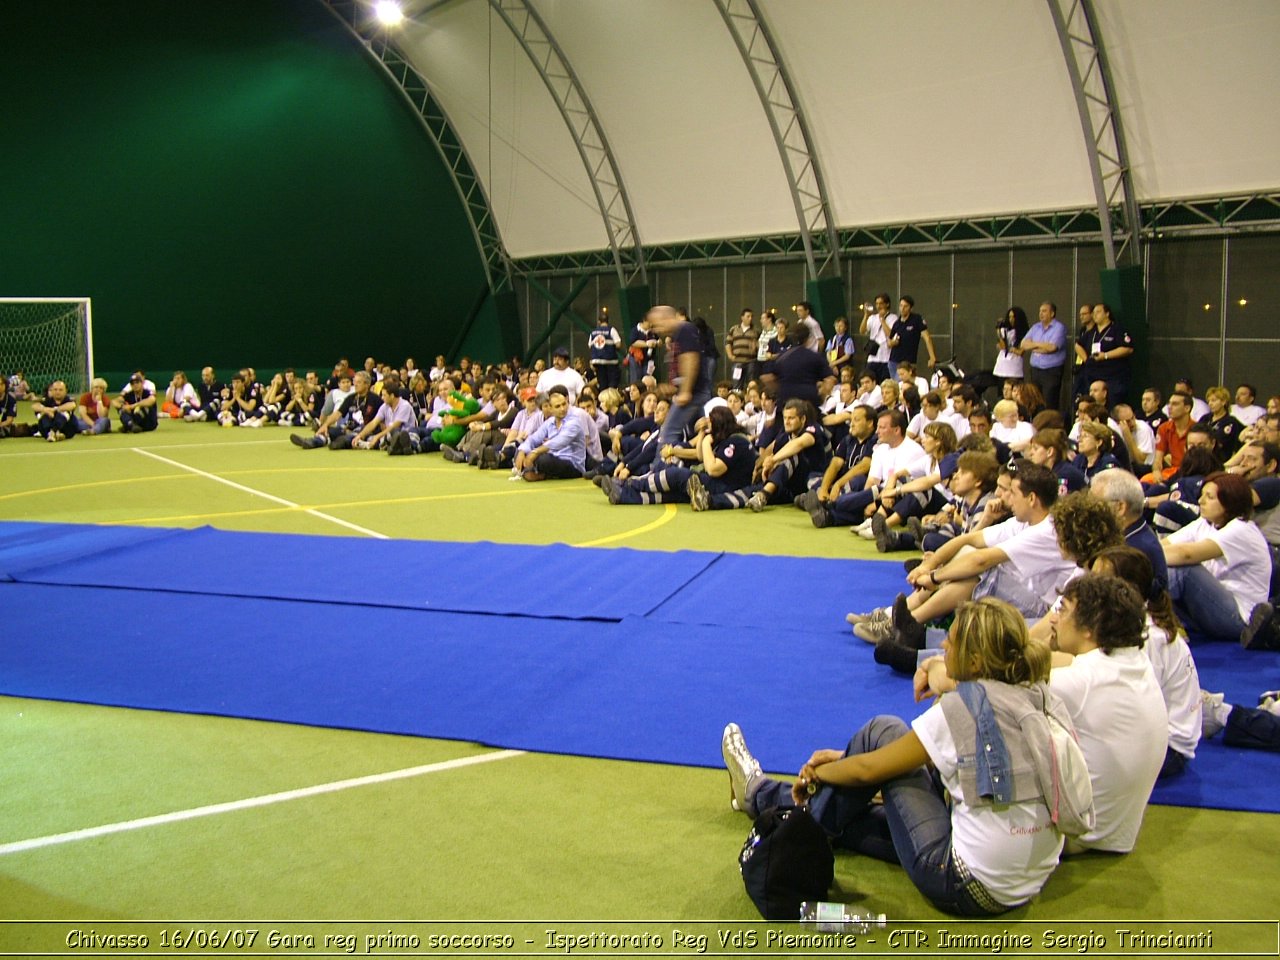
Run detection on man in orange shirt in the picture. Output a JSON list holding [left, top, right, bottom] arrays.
[[1149, 390, 1194, 482]]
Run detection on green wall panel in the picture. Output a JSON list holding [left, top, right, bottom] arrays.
[[0, 0, 487, 384]]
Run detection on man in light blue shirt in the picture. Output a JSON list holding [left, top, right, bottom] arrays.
[[1020, 301, 1068, 412], [515, 387, 586, 481]]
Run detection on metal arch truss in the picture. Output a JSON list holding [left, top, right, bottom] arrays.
[[507, 193, 1280, 276], [1047, 0, 1143, 271], [320, 0, 514, 294], [488, 0, 646, 289], [711, 0, 841, 283]]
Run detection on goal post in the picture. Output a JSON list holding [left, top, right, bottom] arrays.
[[0, 298, 95, 394]]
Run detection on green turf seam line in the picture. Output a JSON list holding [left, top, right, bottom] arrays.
[[0, 749, 525, 856]]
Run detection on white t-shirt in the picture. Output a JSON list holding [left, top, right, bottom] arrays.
[[800, 316, 825, 352], [1142, 621, 1202, 760], [1123, 418, 1156, 467], [990, 420, 1035, 448], [1050, 647, 1167, 853], [944, 410, 971, 441], [912, 702, 1063, 905], [865, 313, 895, 364], [166, 382, 198, 406], [906, 410, 939, 439], [1166, 517, 1273, 619], [868, 437, 929, 487], [536, 366, 586, 404], [1232, 403, 1266, 427], [981, 516, 1078, 609]]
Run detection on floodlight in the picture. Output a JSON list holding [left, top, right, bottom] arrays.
[[374, 1, 404, 26]]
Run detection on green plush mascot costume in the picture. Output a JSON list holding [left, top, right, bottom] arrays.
[[430, 390, 480, 446]]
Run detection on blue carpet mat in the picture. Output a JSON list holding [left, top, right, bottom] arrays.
[[2, 522, 1277, 814], [0, 521, 904, 631]]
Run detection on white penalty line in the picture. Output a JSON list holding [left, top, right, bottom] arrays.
[[132, 447, 388, 539], [0, 749, 525, 856]]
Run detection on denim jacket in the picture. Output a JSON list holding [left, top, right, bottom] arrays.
[[940, 680, 1077, 809]]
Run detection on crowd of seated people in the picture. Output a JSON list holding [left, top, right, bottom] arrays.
[[5, 306, 1278, 912]]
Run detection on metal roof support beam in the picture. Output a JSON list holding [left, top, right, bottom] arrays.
[[1047, 0, 1143, 270], [489, 0, 647, 289], [320, 0, 515, 294], [521, 273, 594, 366], [711, 0, 841, 283]]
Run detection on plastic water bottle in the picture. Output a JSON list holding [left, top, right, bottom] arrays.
[[799, 901, 887, 933]]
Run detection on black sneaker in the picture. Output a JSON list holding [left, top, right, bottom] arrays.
[[1241, 602, 1280, 650], [894, 611, 927, 650], [807, 498, 831, 528], [874, 638, 920, 675], [290, 433, 316, 449]]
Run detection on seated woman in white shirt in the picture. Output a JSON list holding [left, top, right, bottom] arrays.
[[989, 399, 1034, 453], [1090, 545, 1201, 780], [722, 599, 1076, 916], [1162, 472, 1273, 643]]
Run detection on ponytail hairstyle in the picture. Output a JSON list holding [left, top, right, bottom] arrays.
[[1090, 545, 1181, 644], [948, 598, 1051, 686]]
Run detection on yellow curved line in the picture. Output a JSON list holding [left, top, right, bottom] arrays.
[[0, 473, 195, 502], [573, 503, 679, 547]]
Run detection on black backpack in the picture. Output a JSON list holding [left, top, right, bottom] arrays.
[[739, 806, 834, 921]]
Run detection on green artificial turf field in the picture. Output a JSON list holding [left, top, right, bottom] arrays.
[[2, 415, 1278, 955]]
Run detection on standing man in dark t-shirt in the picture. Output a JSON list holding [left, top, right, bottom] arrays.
[[647, 304, 711, 465], [763, 336, 836, 410], [1078, 302, 1134, 404], [888, 296, 937, 377]]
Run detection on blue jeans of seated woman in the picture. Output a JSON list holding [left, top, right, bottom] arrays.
[[750, 715, 1004, 916], [1167, 563, 1245, 641]]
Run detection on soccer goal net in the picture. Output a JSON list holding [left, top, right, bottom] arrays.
[[0, 298, 94, 394]]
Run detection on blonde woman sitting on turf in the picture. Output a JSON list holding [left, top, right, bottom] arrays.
[[724, 599, 1083, 915]]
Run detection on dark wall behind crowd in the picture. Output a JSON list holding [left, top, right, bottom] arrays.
[[0, 0, 499, 387]]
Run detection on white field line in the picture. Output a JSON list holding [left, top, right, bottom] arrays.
[[0, 749, 525, 856], [132, 447, 389, 539]]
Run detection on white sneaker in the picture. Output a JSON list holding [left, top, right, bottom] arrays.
[[1200, 690, 1227, 739], [183, 411, 199, 422], [196, 410, 208, 422], [244, 418, 263, 428], [856, 520, 877, 540], [722, 723, 764, 818]]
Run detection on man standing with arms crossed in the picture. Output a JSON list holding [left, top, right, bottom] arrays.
[[1020, 301, 1067, 412]]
